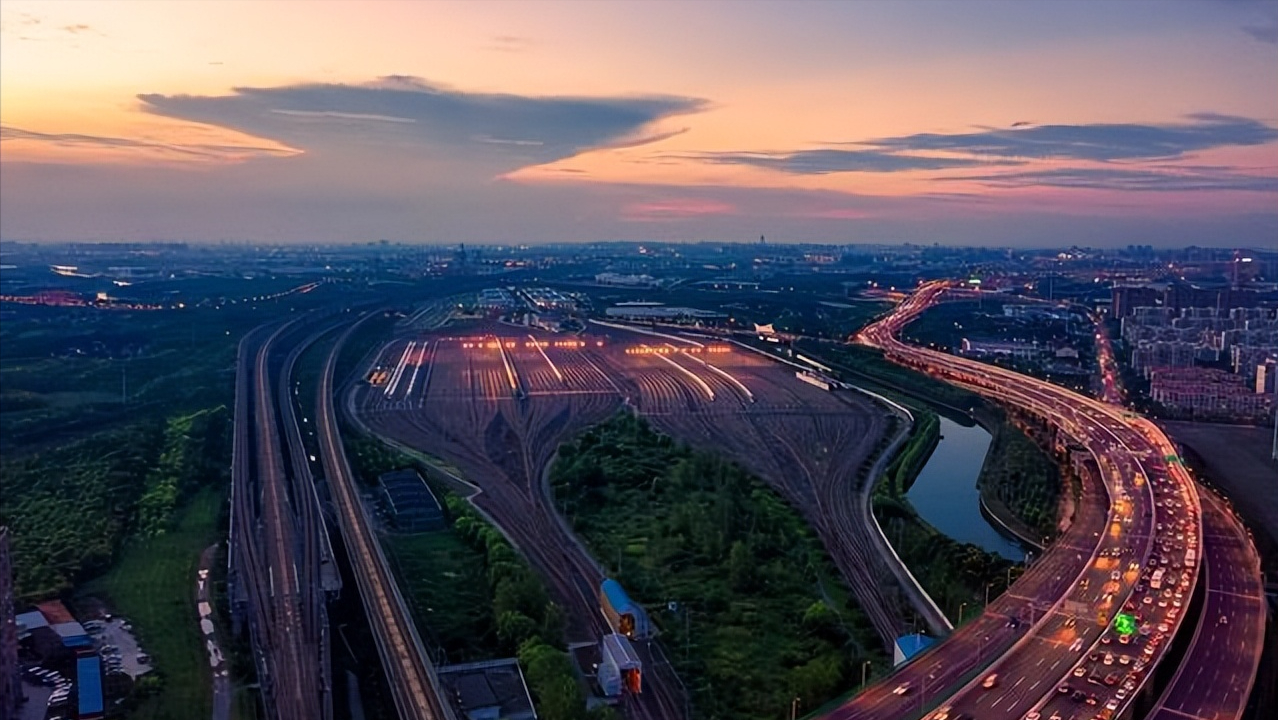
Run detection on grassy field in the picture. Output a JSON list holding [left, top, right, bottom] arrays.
[[77, 485, 225, 720], [385, 530, 498, 663]]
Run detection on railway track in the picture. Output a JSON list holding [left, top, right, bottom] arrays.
[[357, 325, 922, 718], [230, 319, 332, 720], [356, 332, 685, 719], [316, 317, 454, 720]]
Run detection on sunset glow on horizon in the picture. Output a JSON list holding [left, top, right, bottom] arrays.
[[3, 0, 1277, 245]]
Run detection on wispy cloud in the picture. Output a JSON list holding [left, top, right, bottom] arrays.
[[269, 109, 416, 124], [868, 114, 1278, 162], [680, 148, 1018, 174], [487, 35, 534, 52], [622, 197, 736, 221], [0, 125, 299, 163], [136, 76, 707, 177], [943, 166, 1278, 192], [0, 13, 103, 41], [680, 114, 1278, 177], [1243, 18, 1278, 44]]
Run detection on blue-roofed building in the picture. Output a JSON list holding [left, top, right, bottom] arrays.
[[53, 621, 93, 649], [77, 654, 105, 719], [892, 633, 936, 666]]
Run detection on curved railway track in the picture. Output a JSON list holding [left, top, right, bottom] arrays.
[[317, 318, 454, 720]]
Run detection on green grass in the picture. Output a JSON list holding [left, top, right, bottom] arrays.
[[77, 485, 225, 720], [385, 530, 497, 663]]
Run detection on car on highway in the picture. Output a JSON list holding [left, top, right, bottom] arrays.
[[892, 682, 911, 695], [982, 674, 999, 689]]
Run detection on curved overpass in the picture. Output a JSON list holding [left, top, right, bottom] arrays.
[[820, 281, 1213, 720]]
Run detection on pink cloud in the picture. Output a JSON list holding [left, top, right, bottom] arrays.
[[622, 197, 736, 222], [795, 207, 872, 220]]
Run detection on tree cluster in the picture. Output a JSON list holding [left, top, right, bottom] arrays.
[[552, 413, 883, 720], [0, 406, 228, 600]]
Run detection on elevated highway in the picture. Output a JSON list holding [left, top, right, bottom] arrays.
[[818, 281, 1223, 720]]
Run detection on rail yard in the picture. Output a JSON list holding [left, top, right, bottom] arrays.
[[352, 321, 913, 719], [224, 286, 1265, 720]]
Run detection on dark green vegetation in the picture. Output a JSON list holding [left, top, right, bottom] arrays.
[[804, 342, 1062, 547], [977, 423, 1060, 543], [77, 486, 225, 720], [447, 495, 618, 720], [0, 284, 359, 717], [552, 413, 885, 720], [871, 417, 1023, 627], [339, 425, 612, 720], [881, 410, 939, 496], [336, 429, 503, 662], [795, 344, 1059, 622], [1, 407, 228, 599]]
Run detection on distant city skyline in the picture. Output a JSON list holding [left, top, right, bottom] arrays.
[[2, 0, 1277, 246]]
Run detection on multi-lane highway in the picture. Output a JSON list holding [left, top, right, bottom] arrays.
[[812, 280, 1254, 720], [1144, 486, 1266, 720]]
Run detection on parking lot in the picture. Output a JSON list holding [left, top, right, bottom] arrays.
[[85, 616, 153, 678], [18, 668, 65, 720]]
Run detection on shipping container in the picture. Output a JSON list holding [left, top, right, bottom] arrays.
[[600, 579, 650, 639]]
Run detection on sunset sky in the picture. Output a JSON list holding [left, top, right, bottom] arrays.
[[2, 0, 1277, 246]]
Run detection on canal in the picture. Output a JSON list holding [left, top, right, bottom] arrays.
[[905, 413, 1026, 561]]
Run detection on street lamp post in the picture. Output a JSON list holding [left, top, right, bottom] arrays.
[[985, 582, 993, 606], [790, 696, 801, 720], [958, 602, 967, 624], [861, 660, 871, 689]]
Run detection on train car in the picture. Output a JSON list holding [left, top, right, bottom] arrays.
[[601, 633, 643, 695], [600, 579, 650, 639]]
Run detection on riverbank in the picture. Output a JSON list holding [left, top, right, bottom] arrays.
[[971, 420, 1061, 552], [804, 342, 1063, 555]]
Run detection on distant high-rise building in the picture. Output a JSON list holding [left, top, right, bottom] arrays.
[[1258, 359, 1278, 396], [0, 526, 18, 720]]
